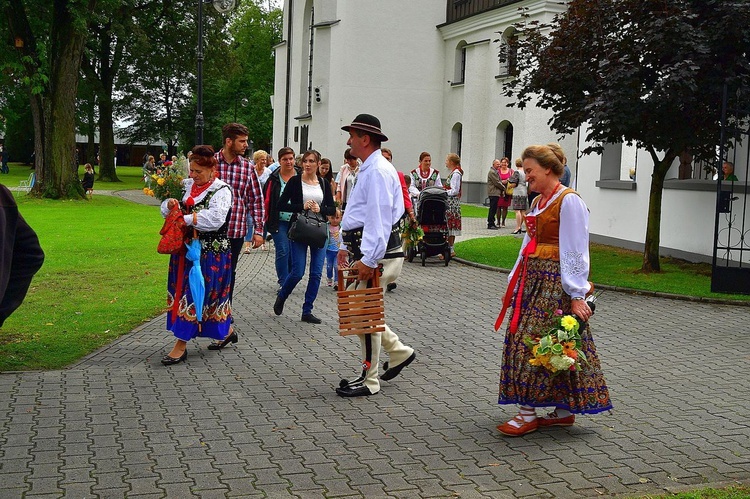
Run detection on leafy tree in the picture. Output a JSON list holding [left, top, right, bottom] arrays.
[[167, 0, 282, 152], [116, 0, 200, 155], [5, 0, 98, 199], [504, 0, 750, 271], [205, 1, 282, 151]]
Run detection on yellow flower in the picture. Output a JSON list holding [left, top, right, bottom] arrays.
[[561, 315, 578, 331], [142, 187, 149, 194], [157, 177, 166, 186]]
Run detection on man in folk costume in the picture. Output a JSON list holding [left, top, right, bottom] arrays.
[[336, 114, 416, 397]]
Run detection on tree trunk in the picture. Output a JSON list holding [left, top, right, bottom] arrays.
[[40, 1, 92, 199], [7, 0, 95, 199], [642, 149, 678, 272], [97, 93, 119, 182], [86, 100, 97, 165], [28, 91, 46, 195], [95, 29, 120, 182]]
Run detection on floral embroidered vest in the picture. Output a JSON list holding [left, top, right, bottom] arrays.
[[183, 184, 231, 252], [411, 168, 439, 191]]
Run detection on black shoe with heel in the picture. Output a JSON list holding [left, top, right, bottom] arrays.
[[161, 350, 187, 366], [207, 331, 238, 350]]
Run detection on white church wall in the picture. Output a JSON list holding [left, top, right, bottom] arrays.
[[438, 0, 574, 202], [273, 0, 446, 171], [576, 128, 721, 262]]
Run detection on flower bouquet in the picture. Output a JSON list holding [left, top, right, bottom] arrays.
[[144, 166, 185, 201], [401, 220, 424, 250], [524, 310, 587, 374]]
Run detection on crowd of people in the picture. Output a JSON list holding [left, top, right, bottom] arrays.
[[154, 117, 609, 433]]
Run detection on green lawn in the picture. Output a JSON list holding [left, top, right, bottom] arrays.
[[455, 236, 750, 302], [2, 163, 148, 192], [460, 203, 515, 220], [639, 485, 750, 498], [0, 191, 168, 371]]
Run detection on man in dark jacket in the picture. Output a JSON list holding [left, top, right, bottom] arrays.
[[0, 185, 45, 326]]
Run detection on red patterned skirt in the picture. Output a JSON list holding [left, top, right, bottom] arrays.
[[446, 195, 462, 236], [498, 258, 612, 414]]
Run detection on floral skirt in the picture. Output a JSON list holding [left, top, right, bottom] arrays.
[[446, 195, 462, 236], [498, 258, 612, 414], [166, 249, 232, 342], [510, 193, 528, 211]]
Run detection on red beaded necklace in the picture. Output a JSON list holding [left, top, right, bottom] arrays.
[[538, 182, 562, 210], [190, 179, 213, 198], [185, 179, 214, 208]]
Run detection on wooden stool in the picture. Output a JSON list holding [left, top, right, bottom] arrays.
[[337, 267, 385, 336]]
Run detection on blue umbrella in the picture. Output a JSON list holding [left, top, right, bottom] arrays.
[[185, 236, 205, 326]]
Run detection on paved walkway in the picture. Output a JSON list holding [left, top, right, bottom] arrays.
[[1, 194, 749, 498]]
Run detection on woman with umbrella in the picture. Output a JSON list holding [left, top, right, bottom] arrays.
[[160, 145, 233, 365]]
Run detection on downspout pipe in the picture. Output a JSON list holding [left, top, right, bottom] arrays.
[[283, 0, 293, 146]]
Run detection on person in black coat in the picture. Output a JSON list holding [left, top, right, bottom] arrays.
[[272, 149, 336, 324], [0, 185, 45, 327], [81, 163, 95, 197]]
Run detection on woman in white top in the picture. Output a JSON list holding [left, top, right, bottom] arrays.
[[495, 143, 611, 436], [243, 150, 272, 253], [444, 153, 463, 256], [159, 145, 233, 365], [273, 150, 337, 324]]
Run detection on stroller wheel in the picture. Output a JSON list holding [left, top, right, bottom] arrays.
[[421, 251, 426, 267], [444, 250, 450, 266], [407, 247, 415, 263]]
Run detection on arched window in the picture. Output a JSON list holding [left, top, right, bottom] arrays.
[[451, 123, 463, 157], [496, 121, 513, 160], [454, 41, 467, 84], [297, 1, 314, 117], [498, 27, 518, 77]]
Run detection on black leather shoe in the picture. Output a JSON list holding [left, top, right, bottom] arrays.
[[273, 295, 285, 316], [161, 350, 187, 366], [207, 331, 238, 350], [301, 314, 322, 324], [487, 225, 498, 230], [386, 282, 397, 292], [336, 384, 375, 397], [381, 352, 416, 381]]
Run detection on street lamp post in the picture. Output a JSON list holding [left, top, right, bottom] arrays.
[[196, 0, 238, 145]]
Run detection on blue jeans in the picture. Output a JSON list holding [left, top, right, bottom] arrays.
[[271, 221, 292, 286], [279, 240, 326, 316], [326, 249, 338, 282]]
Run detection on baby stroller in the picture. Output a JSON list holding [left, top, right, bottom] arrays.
[[407, 186, 451, 266]]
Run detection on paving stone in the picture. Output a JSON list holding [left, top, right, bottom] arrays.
[[0, 471, 30, 490], [2, 220, 750, 498]]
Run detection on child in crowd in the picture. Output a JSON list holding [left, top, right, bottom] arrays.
[[82, 163, 95, 198], [326, 209, 342, 290], [404, 174, 418, 217]]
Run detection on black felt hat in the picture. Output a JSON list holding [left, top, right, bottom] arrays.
[[341, 114, 389, 142]]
